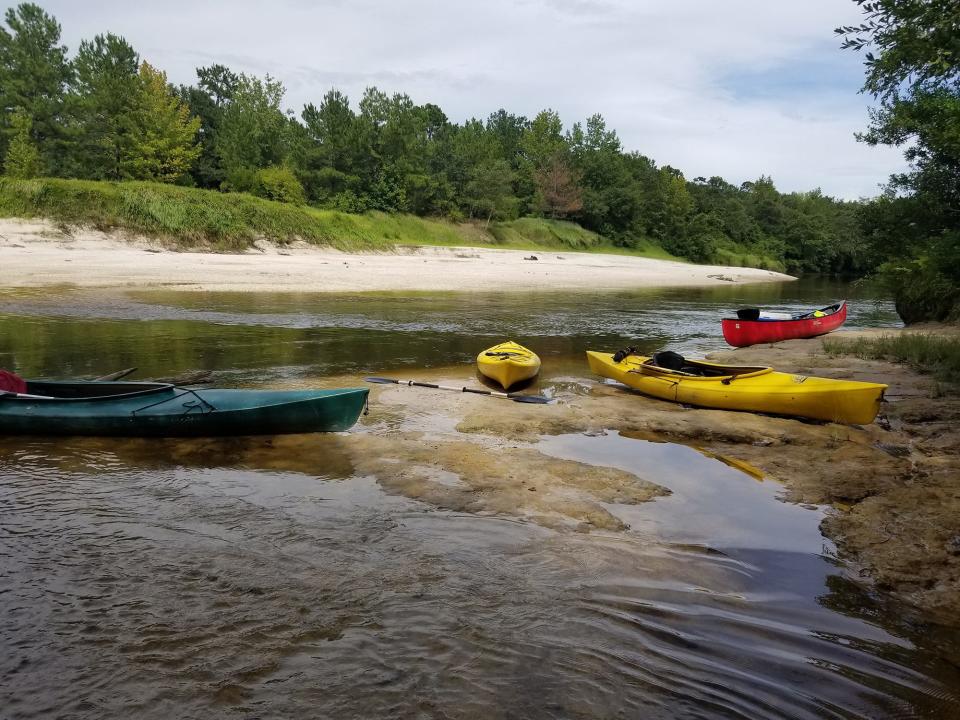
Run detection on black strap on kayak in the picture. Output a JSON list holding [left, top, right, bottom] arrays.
[[131, 388, 217, 416], [484, 351, 526, 358], [612, 346, 638, 363]]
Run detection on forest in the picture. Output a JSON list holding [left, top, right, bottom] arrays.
[[0, 1, 957, 320]]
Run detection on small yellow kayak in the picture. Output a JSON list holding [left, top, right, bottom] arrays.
[[478, 341, 541, 390], [586, 350, 887, 425]]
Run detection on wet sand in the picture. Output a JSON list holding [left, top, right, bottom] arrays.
[[0, 218, 792, 292]]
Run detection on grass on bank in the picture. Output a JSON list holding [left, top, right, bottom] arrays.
[[823, 333, 960, 386], [0, 177, 683, 259]]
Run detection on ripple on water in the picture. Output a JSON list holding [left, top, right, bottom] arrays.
[[3, 434, 960, 719]]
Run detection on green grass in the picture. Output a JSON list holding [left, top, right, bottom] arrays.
[[823, 333, 960, 385], [0, 176, 676, 259], [711, 244, 786, 273]]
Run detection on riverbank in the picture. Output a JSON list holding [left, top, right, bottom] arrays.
[[350, 326, 959, 628], [0, 218, 792, 292]]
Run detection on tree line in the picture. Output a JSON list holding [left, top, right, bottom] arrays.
[[0, 2, 888, 278]]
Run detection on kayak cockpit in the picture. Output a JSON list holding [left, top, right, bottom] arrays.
[[23, 381, 175, 401], [641, 351, 769, 379]]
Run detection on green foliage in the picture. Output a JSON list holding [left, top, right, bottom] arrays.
[[824, 333, 960, 386], [178, 64, 238, 188], [3, 107, 41, 177], [835, 0, 960, 100], [0, 3, 70, 172], [215, 73, 288, 182], [839, 0, 960, 323], [69, 32, 142, 179], [462, 159, 517, 223], [251, 165, 306, 205], [124, 62, 200, 182]]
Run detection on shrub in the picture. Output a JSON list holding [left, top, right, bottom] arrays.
[[252, 166, 306, 205]]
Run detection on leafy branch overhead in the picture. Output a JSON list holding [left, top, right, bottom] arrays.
[[838, 0, 960, 323]]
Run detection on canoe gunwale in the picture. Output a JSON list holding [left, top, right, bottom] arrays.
[[13, 381, 175, 403], [725, 300, 846, 323]]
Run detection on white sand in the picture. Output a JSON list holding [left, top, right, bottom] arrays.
[[0, 218, 794, 292]]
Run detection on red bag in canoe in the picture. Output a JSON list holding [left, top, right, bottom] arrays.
[[0, 369, 27, 394]]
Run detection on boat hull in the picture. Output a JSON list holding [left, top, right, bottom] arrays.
[[586, 351, 886, 425], [477, 341, 541, 390], [0, 382, 369, 437], [722, 302, 847, 347]]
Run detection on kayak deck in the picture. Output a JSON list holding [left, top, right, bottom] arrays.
[[0, 381, 369, 436], [477, 341, 541, 390], [586, 350, 887, 425]]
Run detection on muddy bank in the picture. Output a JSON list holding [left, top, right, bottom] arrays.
[[350, 329, 960, 626], [0, 218, 792, 292]]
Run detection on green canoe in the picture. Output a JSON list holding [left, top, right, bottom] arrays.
[[0, 381, 369, 437]]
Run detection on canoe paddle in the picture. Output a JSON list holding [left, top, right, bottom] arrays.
[[94, 367, 138, 381], [364, 377, 552, 404]]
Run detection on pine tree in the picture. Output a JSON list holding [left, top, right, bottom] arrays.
[[0, 3, 70, 172], [3, 107, 41, 177], [70, 33, 141, 180]]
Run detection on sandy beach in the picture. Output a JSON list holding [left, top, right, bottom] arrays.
[[0, 218, 793, 292]]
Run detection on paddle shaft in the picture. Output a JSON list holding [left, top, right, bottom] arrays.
[[364, 377, 550, 403], [0, 390, 55, 400], [407, 379, 511, 398]]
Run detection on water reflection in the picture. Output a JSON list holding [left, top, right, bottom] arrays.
[[0, 278, 899, 383]]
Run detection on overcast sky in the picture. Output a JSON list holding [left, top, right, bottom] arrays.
[[36, 0, 905, 199]]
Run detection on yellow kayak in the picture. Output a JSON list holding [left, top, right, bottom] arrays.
[[586, 350, 887, 425], [478, 341, 541, 390]]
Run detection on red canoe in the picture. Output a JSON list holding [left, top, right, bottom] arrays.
[[721, 301, 847, 347]]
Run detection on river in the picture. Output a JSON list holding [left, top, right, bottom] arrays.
[[3, 278, 960, 719]]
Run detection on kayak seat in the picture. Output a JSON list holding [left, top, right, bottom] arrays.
[[651, 351, 728, 378], [651, 351, 686, 371]]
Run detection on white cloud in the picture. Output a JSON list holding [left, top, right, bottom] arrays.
[[39, 0, 907, 198]]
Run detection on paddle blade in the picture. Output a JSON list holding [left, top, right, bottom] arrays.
[[509, 394, 552, 404], [364, 377, 400, 384]]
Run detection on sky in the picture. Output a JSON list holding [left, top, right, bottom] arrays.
[[36, 0, 907, 200]]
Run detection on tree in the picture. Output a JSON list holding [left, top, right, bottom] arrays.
[[215, 73, 288, 188], [123, 62, 200, 182], [569, 114, 638, 235], [533, 153, 583, 218], [462, 159, 517, 224], [838, 0, 960, 321], [298, 90, 362, 203], [179, 64, 239, 187], [69, 32, 142, 179], [3, 106, 41, 177], [0, 3, 71, 171]]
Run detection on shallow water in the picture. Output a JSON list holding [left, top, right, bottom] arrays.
[[0, 277, 897, 382], [4, 279, 960, 719]]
